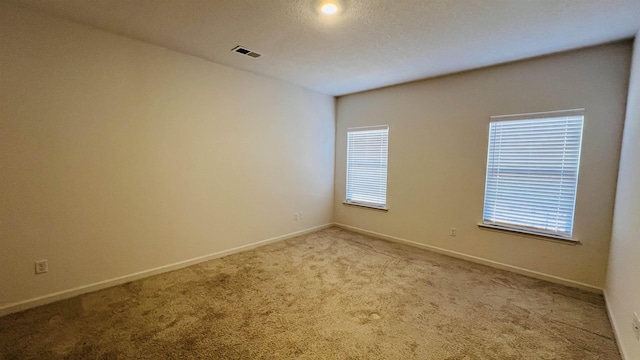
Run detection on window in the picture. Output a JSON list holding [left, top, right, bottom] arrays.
[[345, 126, 389, 210], [482, 109, 584, 239]]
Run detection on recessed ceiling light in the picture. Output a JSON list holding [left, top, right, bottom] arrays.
[[321, 3, 338, 15]]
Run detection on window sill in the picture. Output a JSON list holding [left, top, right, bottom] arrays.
[[342, 201, 388, 212], [477, 223, 580, 245]]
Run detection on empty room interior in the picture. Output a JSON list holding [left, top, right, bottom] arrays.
[[1, 0, 640, 359]]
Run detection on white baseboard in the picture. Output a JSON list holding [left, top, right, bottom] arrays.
[[333, 222, 603, 294], [0, 223, 332, 317], [603, 291, 628, 360]]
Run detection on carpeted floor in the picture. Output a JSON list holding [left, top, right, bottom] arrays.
[[0, 227, 620, 359]]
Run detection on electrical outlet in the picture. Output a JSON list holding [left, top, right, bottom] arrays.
[[299, 211, 304, 220], [449, 228, 457, 237], [35, 260, 48, 274], [293, 212, 299, 221], [633, 312, 640, 341]]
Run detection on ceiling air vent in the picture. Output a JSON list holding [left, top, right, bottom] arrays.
[[231, 45, 262, 58]]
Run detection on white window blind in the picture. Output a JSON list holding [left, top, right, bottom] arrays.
[[346, 126, 389, 209], [482, 110, 584, 239]]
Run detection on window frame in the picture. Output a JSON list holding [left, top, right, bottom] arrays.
[[480, 109, 585, 241], [344, 125, 389, 211]]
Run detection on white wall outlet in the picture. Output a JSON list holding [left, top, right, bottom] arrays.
[[35, 260, 48, 274], [449, 228, 457, 237], [299, 211, 304, 220], [293, 212, 299, 221], [633, 312, 640, 341]]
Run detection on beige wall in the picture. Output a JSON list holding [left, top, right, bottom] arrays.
[[335, 43, 631, 290], [606, 34, 640, 360], [0, 3, 335, 309]]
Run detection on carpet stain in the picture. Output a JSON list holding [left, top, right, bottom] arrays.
[[0, 227, 621, 359]]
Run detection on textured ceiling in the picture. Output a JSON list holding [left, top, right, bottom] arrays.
[[7, 0, 640, 96]]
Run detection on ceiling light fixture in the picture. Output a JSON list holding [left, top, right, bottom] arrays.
[[321, 2, 338, 15]]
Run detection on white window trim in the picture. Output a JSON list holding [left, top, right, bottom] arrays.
[[477, 223, 580, 245], [481, 109, 585, 241], [489, 108, 585, 122], [345, 125, 389, 211]]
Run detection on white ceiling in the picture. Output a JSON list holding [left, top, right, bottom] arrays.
[[8, 0, 640, 96]]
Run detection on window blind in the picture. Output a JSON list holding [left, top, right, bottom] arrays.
[[482, 110, 584, 238], [346, 126, 389, 209]]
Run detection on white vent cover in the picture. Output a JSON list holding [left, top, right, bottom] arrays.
[[231, 45, 262, 58]]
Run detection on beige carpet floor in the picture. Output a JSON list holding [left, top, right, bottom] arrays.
[[0, 227, 620, 359]]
